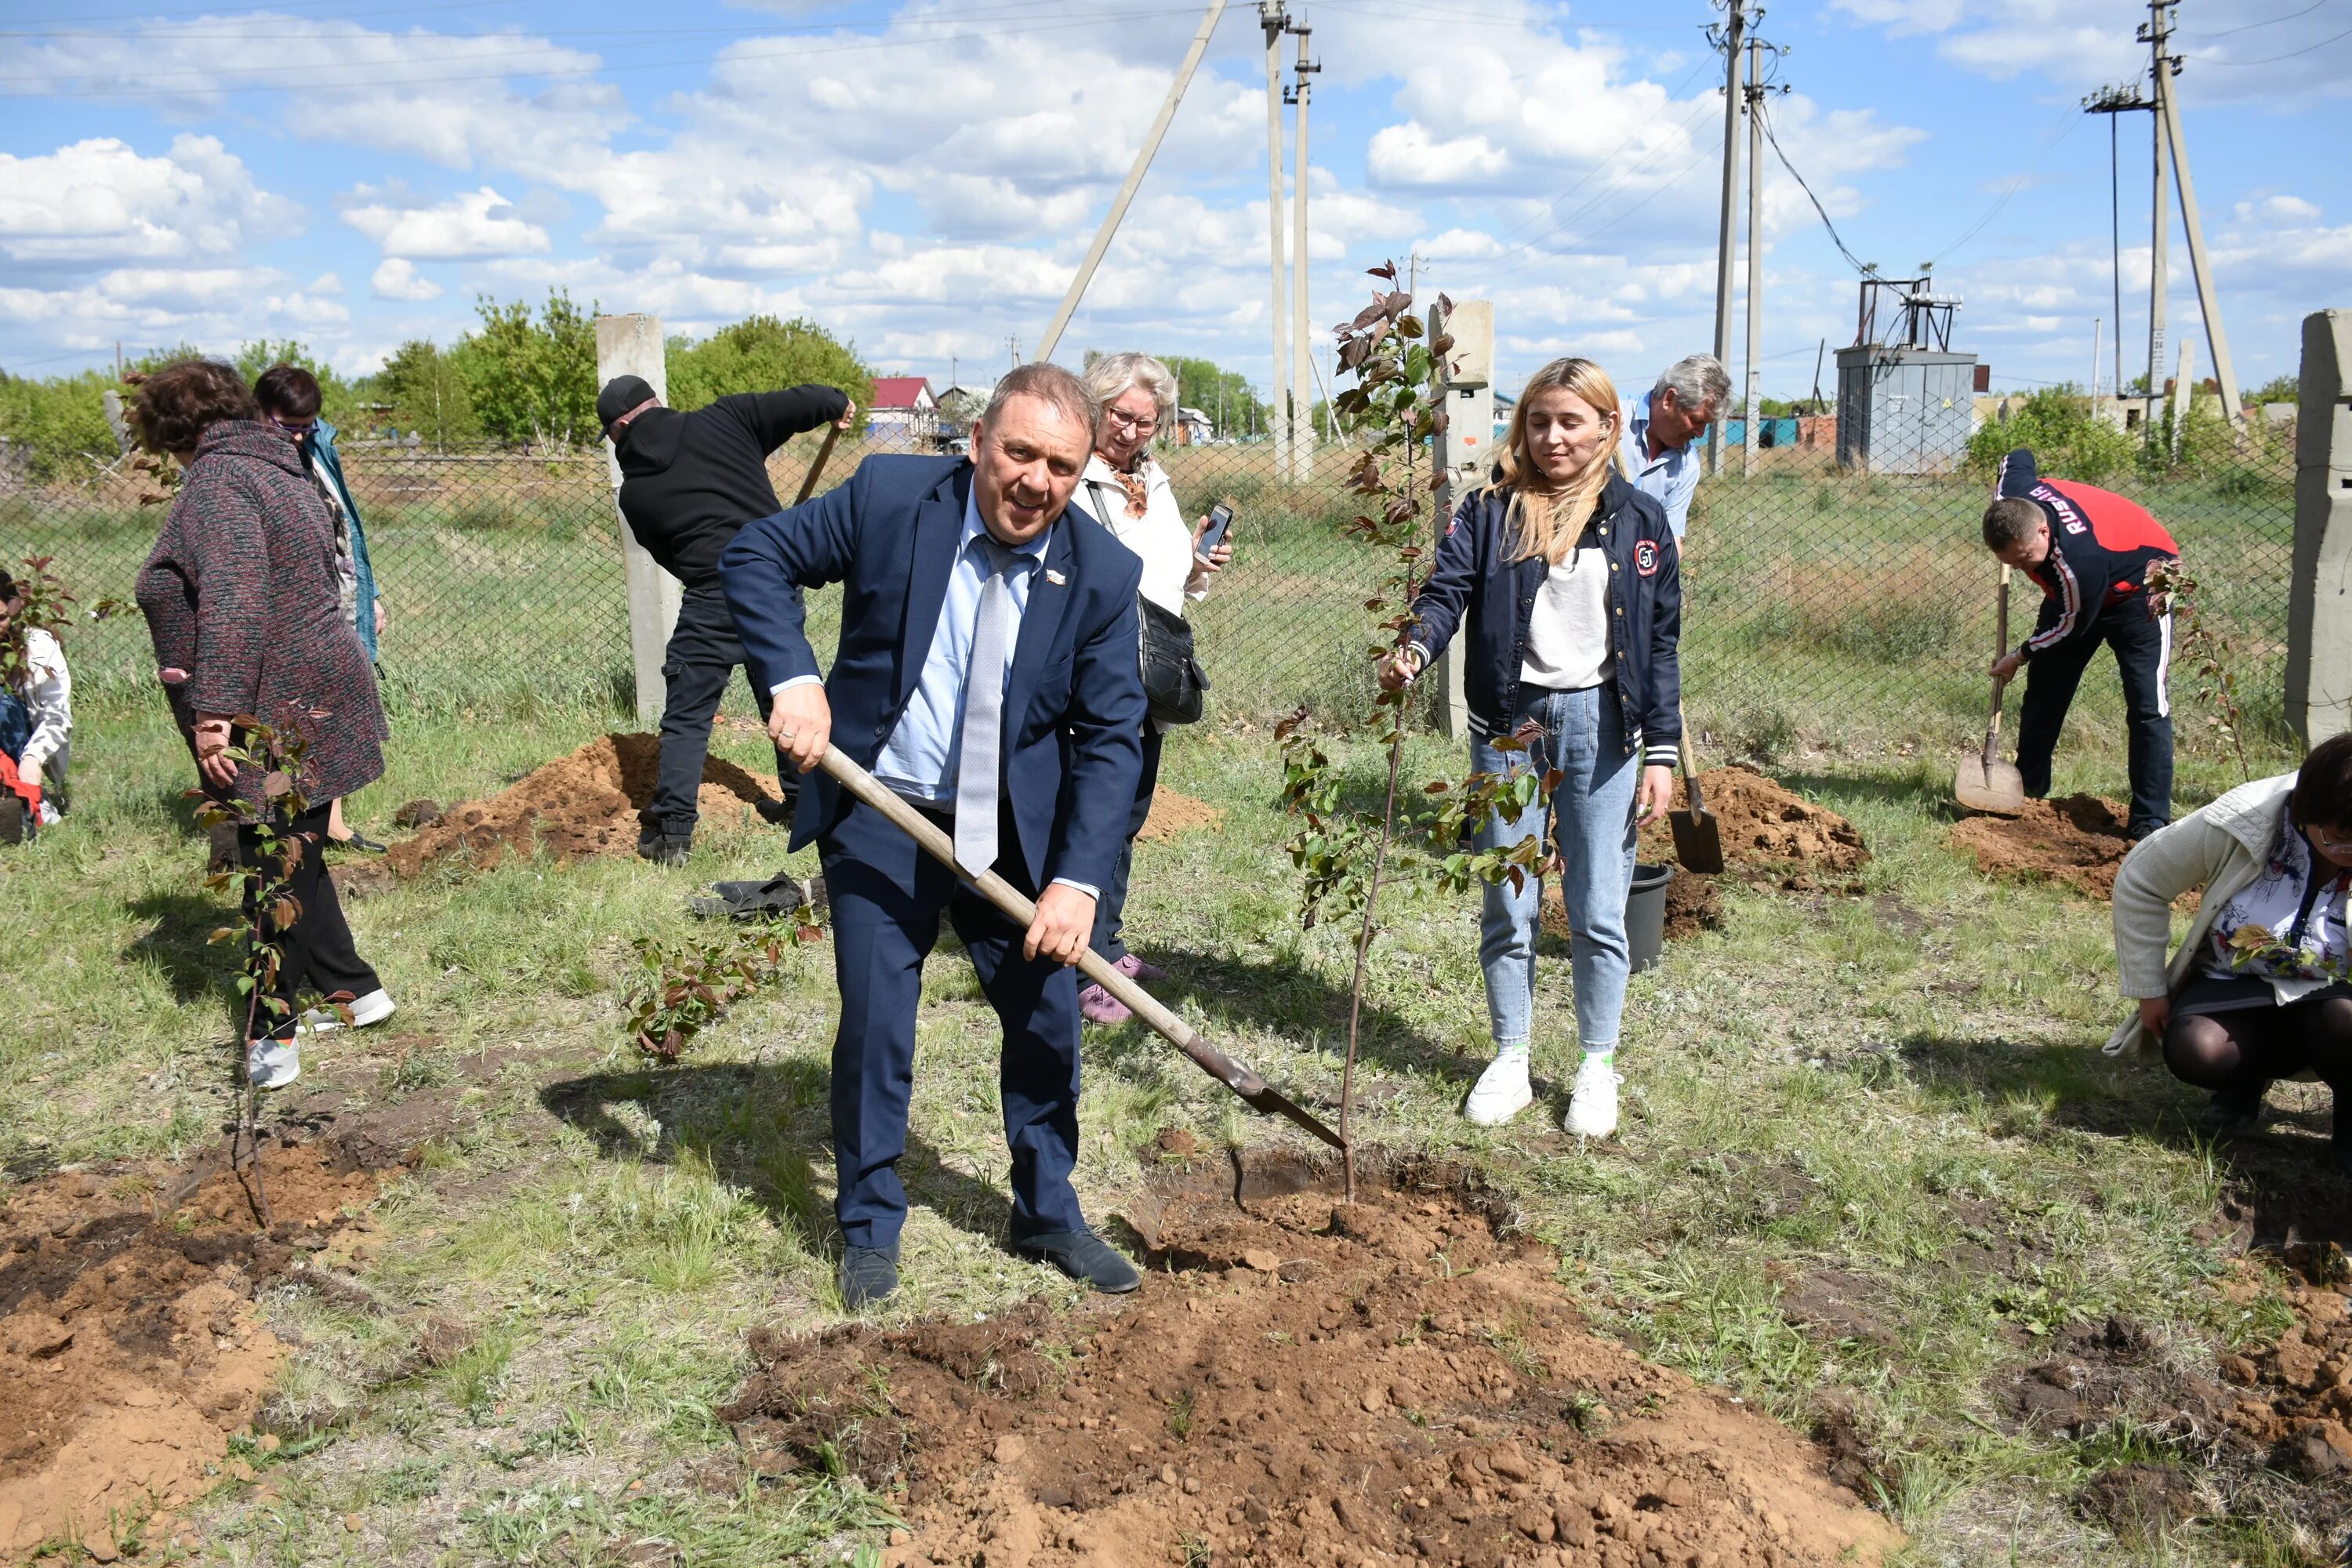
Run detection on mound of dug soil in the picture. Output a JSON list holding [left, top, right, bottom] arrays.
[[721, 1158, 1900, 1567], [1949, 793, 2133, 900], [1137, 789, 1224, 844], [1642, 768, 1869, 877], [386, 732, 782, 877], [0, 1138, 389, 1555], [1542, 874, 1723, 945]]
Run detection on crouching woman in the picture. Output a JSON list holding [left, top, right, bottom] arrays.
[[2111, 734, 2352, 1166], [1378, 357, 1681, 1138]]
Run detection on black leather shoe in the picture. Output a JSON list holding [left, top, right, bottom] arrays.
[[837, 1244, 900, 1310], [2199, 1083, 2268, 1137], [329, 830, 389, 855], [1015, 1227, 1141, 1294]]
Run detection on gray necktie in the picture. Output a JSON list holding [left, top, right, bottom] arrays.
[[955, 545, 1014, 873]]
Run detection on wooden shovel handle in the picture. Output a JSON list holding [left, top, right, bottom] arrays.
[[793, 423, 844, 506], [1675, 704, 1706, 819], [1984, 564, 2012, 766], [815, 746, 1270, 1102]]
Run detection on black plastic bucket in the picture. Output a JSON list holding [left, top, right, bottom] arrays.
[[1626, 862, 1674, 975]]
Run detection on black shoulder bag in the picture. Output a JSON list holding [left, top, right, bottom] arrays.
[[1138, 593, 1210, 727]]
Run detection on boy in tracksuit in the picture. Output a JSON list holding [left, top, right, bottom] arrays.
[[1981, 447, 2180, 840], [601, 375, 855, 865]]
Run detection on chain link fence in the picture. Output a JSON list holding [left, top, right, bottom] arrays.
[[2, 408, 2299, 764]]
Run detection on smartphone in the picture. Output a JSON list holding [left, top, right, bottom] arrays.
[[1196, 499, 1236, 559]]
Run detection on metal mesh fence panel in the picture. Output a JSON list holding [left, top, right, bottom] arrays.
[[2, 408, 2298, 764]]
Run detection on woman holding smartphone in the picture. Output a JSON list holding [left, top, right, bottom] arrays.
[[1381, 358, 1682, 1138], [1073, 352, 1234, 1024]]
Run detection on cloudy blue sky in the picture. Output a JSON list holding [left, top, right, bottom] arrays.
[[1, 0, 2345, 403]]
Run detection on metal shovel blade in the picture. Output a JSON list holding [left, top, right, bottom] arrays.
[[1954, 753, 2027, 817], [1668, 807, 1725, 875]]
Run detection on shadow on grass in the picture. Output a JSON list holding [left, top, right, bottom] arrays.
[[539, 1058, 1017, 1261], [1896, 1032, 2352, 1255], [1118, 943, 1475, 1087], [124, 887, 233, 1009]]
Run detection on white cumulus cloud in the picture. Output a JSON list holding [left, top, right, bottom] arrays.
[[0, 135, 299, 265], [371, 257, 443, 302], [342, 185, 551, 260]]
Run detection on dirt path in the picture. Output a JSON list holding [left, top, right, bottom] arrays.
[[721, 1155, 1900, 1567]]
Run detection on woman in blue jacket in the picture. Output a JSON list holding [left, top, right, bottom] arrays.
[[1381, 358, 1682, 1138]]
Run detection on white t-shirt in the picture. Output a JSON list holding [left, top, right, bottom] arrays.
[[1520, 547, 1612, 690]]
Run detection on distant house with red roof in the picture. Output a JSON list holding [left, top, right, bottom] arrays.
[[867, 376, 938, 447]]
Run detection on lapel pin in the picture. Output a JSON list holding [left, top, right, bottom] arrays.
[[1045, 568, 1068, 586]]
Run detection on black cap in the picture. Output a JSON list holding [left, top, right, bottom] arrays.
[[597, 375, 657, 432]]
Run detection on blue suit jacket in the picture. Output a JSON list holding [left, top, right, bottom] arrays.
[[719, 455, 1146, 895]]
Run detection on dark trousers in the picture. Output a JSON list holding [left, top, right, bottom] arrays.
[[2164, 992, 2352, 1140], [239, 801, 381, 1042], [650, 584, 793, 840], [1088, 727, 1163, 964], [2016, 604, 2172, 838], [818, 797, 1087, 1250]]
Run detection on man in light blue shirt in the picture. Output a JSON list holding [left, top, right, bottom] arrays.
[[1619, 354, 1729, 541]]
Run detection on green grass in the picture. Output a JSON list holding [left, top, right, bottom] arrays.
[[0, 662, 2325, 1563]]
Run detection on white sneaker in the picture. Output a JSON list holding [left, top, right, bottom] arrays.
[[298, 988, 396, 1034], [1564, 1055, 1621, 1138], [1463, 1052, 1534, 1126], [246, 1036, 300, 1091]]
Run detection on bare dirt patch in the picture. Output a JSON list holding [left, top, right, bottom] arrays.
[[385, 732, 783, 877], [0, 1134, 390, 1555], [1136, 789, 1225, 844], [720, 1156, 1900, 1567], [1949, 793, 2135, 901], [1642, 767, 1870, 877]]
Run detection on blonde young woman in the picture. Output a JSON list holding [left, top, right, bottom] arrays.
[[1381, 358, 1683, 1136], [1070, 352, 1232, 1025]]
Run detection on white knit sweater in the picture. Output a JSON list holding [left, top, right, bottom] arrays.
[[2106, 771, 2297, 1054]]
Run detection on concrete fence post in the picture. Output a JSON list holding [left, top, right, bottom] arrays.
[[595, 314, 680, 727], [1426, 299, 1494, 739], [2287, 309, 2352, 746]]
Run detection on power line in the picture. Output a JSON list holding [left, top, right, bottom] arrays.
[[1751, 99, 1870, 275], [2179, 0, 2332, 38], [1926, 97, 2080, 265], [2183, 19, 2352, 64]]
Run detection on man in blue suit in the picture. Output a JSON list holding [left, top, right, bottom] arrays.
[[720, 363, 1146, 1309]]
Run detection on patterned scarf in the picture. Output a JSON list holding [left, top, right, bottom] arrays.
[[1109, 463, 1150, 518]]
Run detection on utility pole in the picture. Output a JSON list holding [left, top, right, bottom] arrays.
[[1033, 0, 1227, 363], [1260, 1, 1292, 481], [1007, 336, 1020, 376], [1707, 0, 1748, 476], [1287, 15, 1319, 478], [1740, 33, 1762, 479], [2084, 74, 2160, 419], [2090, 317, 2103, 404], [2148, 1, 2241, 421]]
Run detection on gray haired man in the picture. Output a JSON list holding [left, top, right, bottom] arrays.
[[1618, 354, 1730, 541]]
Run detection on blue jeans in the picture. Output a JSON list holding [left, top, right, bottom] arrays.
[[1472, 683, 1639, 1052]]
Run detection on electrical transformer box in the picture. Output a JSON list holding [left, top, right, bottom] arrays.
[[1834, 347, 1978, 474]]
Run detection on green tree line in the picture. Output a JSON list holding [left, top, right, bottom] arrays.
[[0, 292, 881, 481]]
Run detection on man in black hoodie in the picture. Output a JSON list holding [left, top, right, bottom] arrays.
[[601, 373, 856, 864]]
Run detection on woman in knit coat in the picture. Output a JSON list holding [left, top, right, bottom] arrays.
[[132, 358, 396, 1090]]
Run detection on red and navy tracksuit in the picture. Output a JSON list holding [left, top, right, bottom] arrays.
[[1997, 448, 2180, 838]]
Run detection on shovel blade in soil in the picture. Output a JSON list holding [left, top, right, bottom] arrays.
[[1668, 808, 1726, 874], [1954, 754, 2027, 817]]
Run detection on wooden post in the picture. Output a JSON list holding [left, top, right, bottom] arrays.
[[595, 314, 680, 726], [2288, 309, 2352, 745]]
